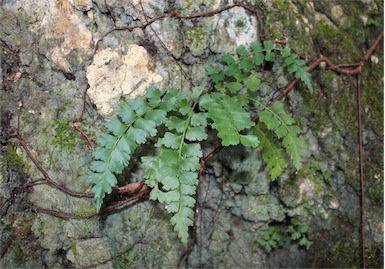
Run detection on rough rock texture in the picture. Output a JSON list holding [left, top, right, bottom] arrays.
[[86, 45, 163, 118], [39, 0, 93, 73], [0, 0, 383, 268]]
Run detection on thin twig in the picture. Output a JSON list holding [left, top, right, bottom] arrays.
[[17, 136, 94, 198], [70, 121, 95, 151], [29, 189, 149, 219]]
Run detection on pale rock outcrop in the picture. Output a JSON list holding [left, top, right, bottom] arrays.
[[86, 45, 163, 118]]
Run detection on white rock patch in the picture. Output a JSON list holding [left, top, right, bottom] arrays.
[[86, 45, 163, 118]]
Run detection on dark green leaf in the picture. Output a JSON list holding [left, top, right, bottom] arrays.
[[179, 171, 199, 185], [185, 126, 208, 141], [246, 72, 261, 92], [90, 161, 107, 173], [116, 104, 135, 124], [128, 98, 148, 114], [236, 45, 249, 57], [134, 118, 157, 137], [181, 143, 202, 158], [180, 155, 200, 171], [117, 135, 135, 155], [221, 54, 236, 65], [92, 147, 111, 161], [191, 87, 204, 99], [145, 109, 167, 124], [127, 127, 147, 144], [105, 169, 118, 186], [190, 112, 207, 127], [181, 184, 196, 195], [206, 65, 222, 75], [97, 133, 116, 149], [162, 175, 180, 190], [240, 57, 254, 72], [157, 132, 182, 149], [145, 86, 161, 105], [227, 81, 243, 93], [164, 190, 180, 203], [166, 116, 186, 133], [240, 134, 259, 148]]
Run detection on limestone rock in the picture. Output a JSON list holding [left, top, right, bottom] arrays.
[[86, 45, 163, 118], [38, 0, 93, 72], [66, 238, 112, 268], [209, 6, 259, 54], [73, 0, 93, 11]]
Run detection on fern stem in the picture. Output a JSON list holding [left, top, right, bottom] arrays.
[[178, 101, 198, 157], [248, 97, 291, 133]]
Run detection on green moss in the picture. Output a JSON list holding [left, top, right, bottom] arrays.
[[309, 227, 361, 267], [2, 145, 29, 173], [73, 205, 100, 236], [41, 118, 86, 152], [223, 18, 229, 28], [114, 254, 135, 268], [364, 163, 384, 202], [69, 241, 78, 256], [235, 19, 245, 28], [315, 21, 361, 62], [186, 28, 206, 44], [361, 61, 384, 130], [37, 220, 47, 236], [275, 0, 290, 12], [12, 244, 26, 267], [126, 215, 140, 229], [73, 204, 98, 217], [267, 1, 315, 60]]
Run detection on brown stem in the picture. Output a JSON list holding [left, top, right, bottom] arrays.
[[272, 30, 383, 102], [29, 189, 149, 219], [17, 136, 94, 198]]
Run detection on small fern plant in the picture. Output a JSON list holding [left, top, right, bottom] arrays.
[[86, 40, 313, 245]]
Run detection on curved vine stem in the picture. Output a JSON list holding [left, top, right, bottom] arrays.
[[270, 30, 384, 104]]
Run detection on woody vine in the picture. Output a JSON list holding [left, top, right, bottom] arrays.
[[0, 2, 383, 268]]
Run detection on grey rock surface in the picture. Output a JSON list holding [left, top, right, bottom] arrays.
[[0, 0, 383, 268]]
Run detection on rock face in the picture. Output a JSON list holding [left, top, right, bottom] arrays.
[[86, 45, 163, 118], [39, 0, 93, 73], [0, 0, 383, 268]]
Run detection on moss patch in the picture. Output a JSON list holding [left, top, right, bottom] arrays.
[[41, 118, 87, 152], [2, 145, 30, 174]]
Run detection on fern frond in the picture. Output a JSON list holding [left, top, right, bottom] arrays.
[[258, 101, 305, 170], [254, 124, 288, 180], [142, 97, 205, 245], [199, 92, 259, 147], [282, 45, 313, 93], [87, 88, 172, 211]]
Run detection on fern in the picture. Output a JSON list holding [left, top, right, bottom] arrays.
[[205, 39, 308, 176], [282, 45, 313, 93], [86, 39, 313, 245], [88, 87, 178, 211], [208, 40, 313, 95], [257, 101, 305, 170], [254, 124, 288, 181], [199, 92, 259, 147], [142, 89, 206, 245]]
